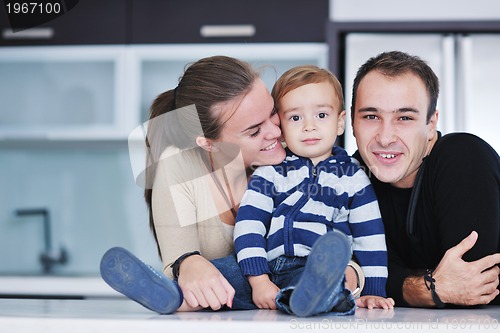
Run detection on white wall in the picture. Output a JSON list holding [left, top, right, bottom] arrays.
[[330, 0, 500, 21]]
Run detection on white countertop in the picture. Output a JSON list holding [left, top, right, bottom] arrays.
[[0, 276, 122, 298], [1, 298, 499, 333]]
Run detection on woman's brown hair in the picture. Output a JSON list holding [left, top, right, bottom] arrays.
[[143, 56, 259, 257]]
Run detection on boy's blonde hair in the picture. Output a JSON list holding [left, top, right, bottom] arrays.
[[271, 65, 344, 112]]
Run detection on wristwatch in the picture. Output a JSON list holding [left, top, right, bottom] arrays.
[[171, 251, 201, 278]]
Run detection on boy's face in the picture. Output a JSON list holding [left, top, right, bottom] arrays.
[[278, 82, 346, 165]]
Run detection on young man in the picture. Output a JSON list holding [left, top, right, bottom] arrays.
[[351, 50, 500, 307], [234, 65, 393, 317]]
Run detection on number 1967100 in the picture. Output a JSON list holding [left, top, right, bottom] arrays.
[[5, 2, 62, 14]]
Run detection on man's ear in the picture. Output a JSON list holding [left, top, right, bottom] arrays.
[[195, 136, 219, 152], [350, 106, 356, 137], [428, 110, 439, 141]]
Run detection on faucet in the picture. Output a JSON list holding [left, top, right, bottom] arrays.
[[15, 208, 68, 274]]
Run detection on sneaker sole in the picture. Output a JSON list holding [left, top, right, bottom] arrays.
[[289, 231, 351, 317], [100, 247, 179, 314]]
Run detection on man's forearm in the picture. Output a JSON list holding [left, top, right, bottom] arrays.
[[402, 275, 436, 307]]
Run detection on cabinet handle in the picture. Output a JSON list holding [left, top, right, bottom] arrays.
[[3, 27, 54, 40], [200, 25, 256, 38]]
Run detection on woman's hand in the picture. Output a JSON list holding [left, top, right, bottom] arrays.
[[177, 254, 235, 311], [356, 296, 395, 309], [248, 274, 280, 310]]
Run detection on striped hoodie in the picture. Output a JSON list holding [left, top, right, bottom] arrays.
[[234, 146, 388, 297]]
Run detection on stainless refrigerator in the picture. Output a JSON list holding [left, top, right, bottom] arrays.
[[342, 33, 500, 155]]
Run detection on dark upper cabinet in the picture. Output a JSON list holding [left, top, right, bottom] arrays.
[[130, 0, 329, 43], [0, 0, 128, 46], [0, 0, 328, 46]]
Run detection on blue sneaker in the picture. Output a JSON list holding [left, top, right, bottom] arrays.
[[100, 247, 181, 314], [289, 231, 352, 317]]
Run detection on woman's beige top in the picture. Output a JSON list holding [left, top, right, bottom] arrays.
[[152, 146, 235, 279]]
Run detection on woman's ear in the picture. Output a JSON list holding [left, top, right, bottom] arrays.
[[195, 137, 218, 152]]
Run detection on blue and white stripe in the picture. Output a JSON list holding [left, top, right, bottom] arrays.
[[234, 146, 388, 297]]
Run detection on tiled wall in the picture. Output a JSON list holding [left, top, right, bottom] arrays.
[[0, 146, 162, 276]]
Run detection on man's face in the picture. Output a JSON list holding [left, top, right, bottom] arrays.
[[352, 71, 438, 188]]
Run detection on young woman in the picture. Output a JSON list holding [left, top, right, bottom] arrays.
[[101, 56, 287, 313]]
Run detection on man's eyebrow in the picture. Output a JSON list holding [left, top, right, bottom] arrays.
[[358, 107, 420, 113], [358, 107, 378, 113]]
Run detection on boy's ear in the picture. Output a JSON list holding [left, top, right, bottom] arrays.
[[337, 110, 346, 136], [195, 137, 219, 152]]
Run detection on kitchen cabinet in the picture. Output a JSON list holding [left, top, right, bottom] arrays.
[[0, 46, 131, 140], [0, 0, 128, 46], [0, 43, 327, 142], [0, 0, 328, 46], [327, 21, 500, 154], [130, 0, 328, 43]]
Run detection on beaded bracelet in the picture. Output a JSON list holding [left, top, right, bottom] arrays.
[[424, 269, 446, 308]]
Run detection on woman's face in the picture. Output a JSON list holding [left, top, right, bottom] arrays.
[[216, 78, 286, 169]]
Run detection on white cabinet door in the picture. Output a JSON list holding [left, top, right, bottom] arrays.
[[0, 46, 128, 140]]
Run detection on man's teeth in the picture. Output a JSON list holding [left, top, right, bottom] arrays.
[[262, 141, 277, 151], [380, 153, 396, 159]]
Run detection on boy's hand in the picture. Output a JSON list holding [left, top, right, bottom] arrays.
[[248, 275, 280, 309], [356, 295, 395, 309]]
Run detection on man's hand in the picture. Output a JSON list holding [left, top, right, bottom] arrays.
[[433, 231, 500, 306], [404, 231, 500, 307]]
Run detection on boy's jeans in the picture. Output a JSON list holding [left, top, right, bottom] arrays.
[[269, 256, 356, 316]]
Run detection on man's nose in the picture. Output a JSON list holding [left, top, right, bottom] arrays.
[[376, 122, 397, 147]]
